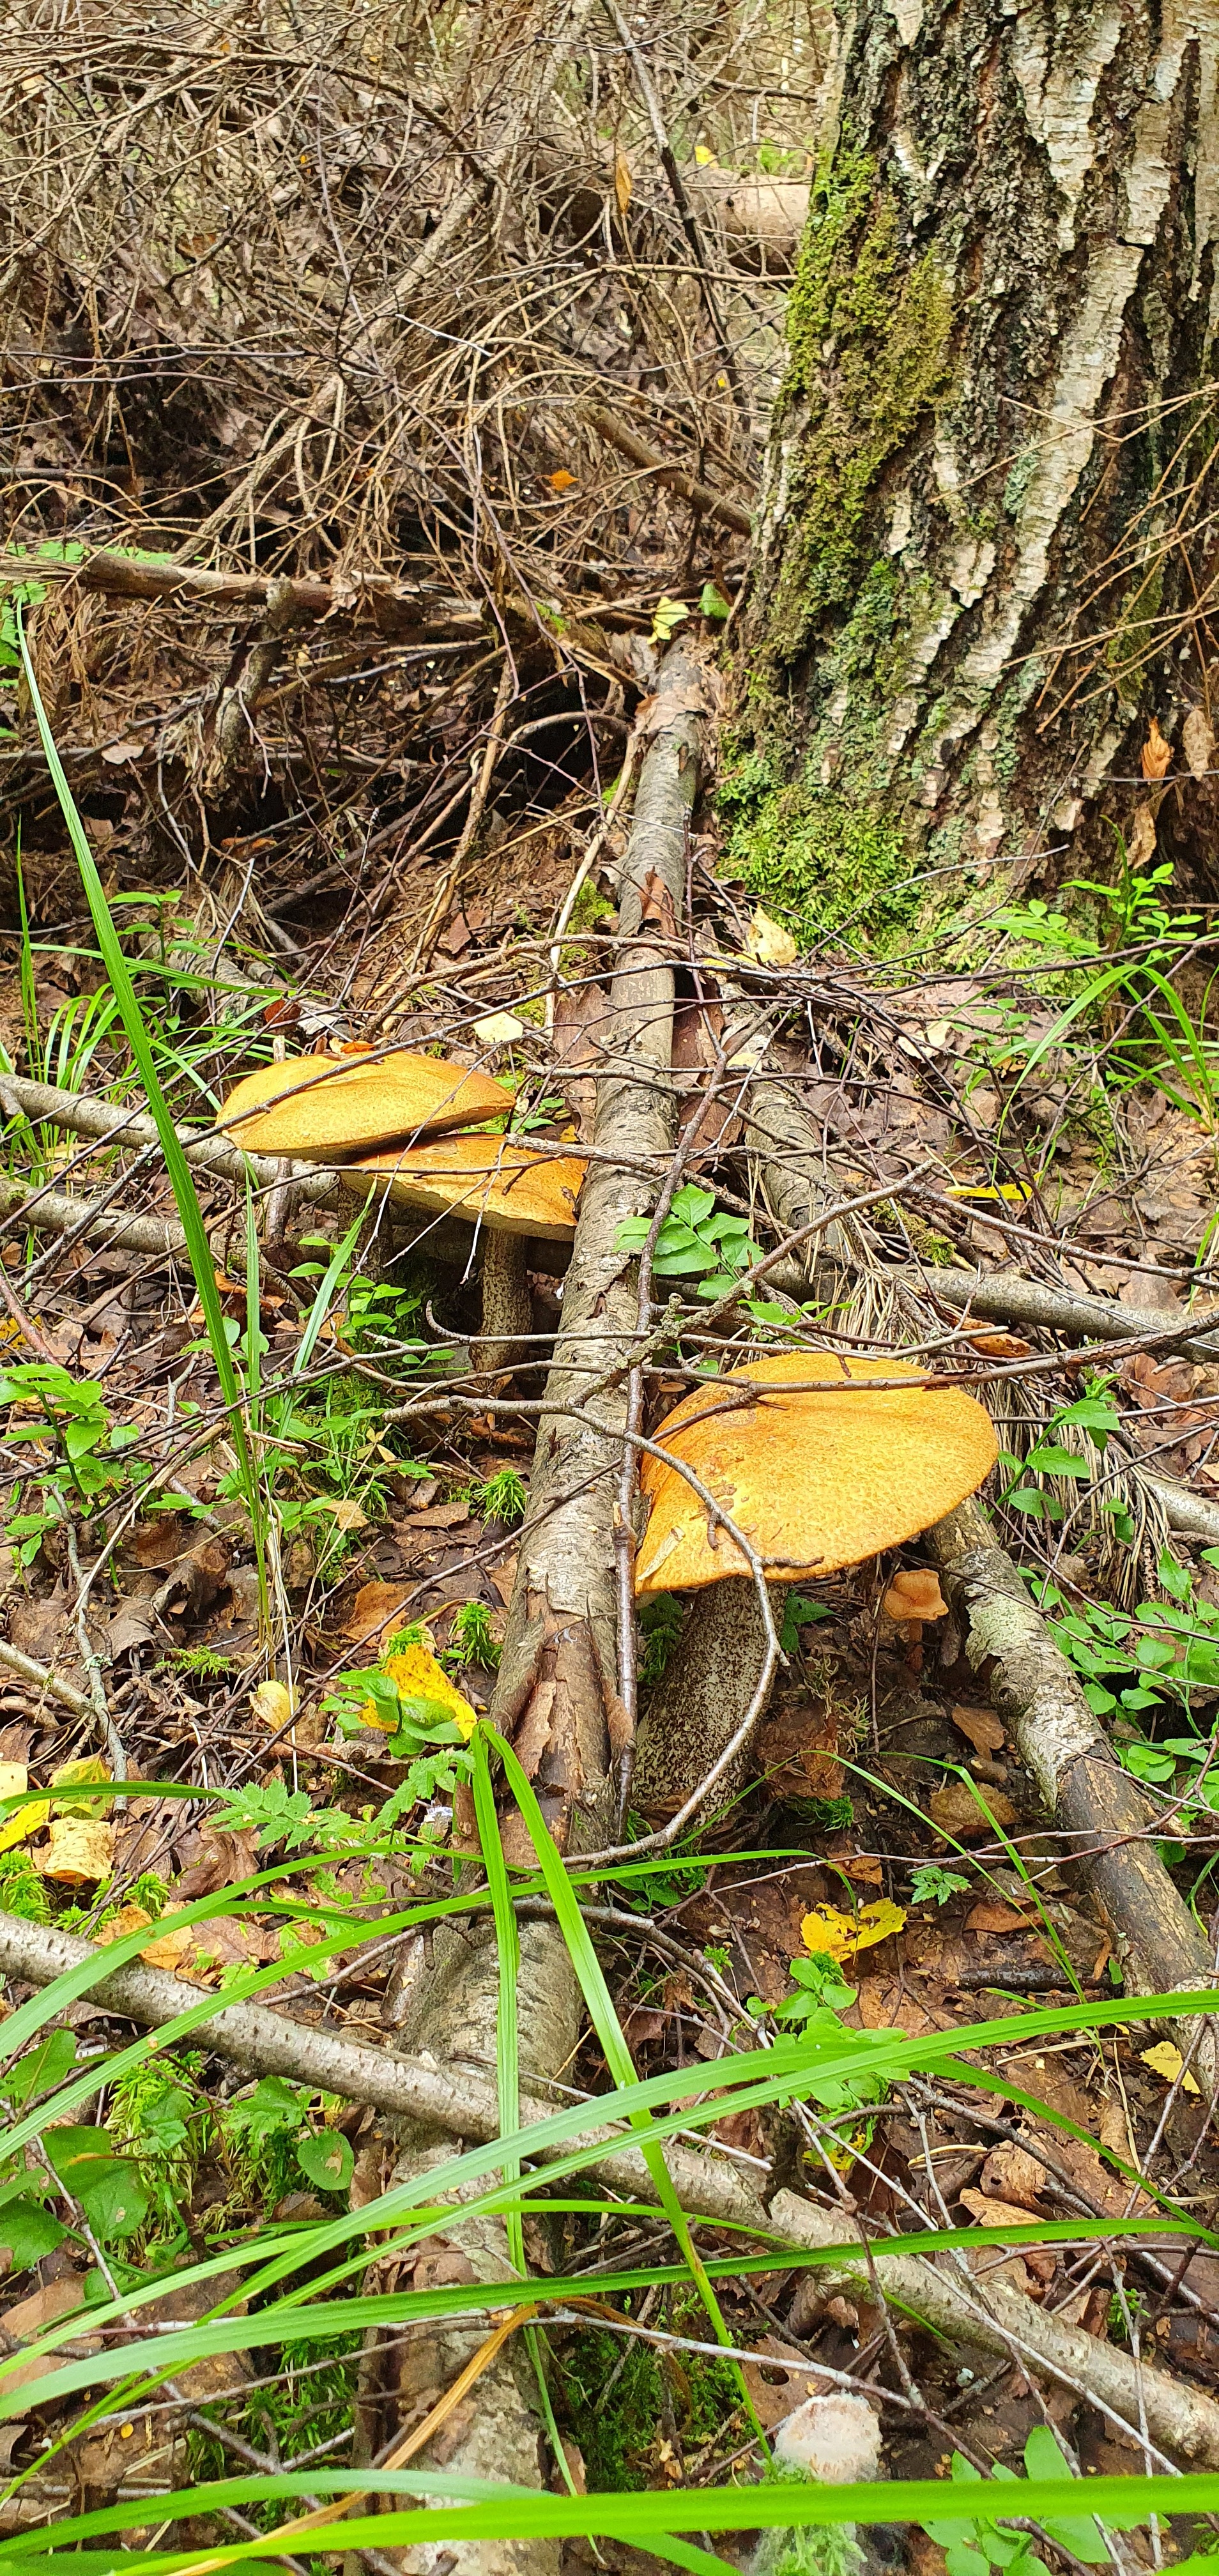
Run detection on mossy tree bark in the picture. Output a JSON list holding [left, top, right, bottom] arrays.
[[732, 0, 1219, 937]]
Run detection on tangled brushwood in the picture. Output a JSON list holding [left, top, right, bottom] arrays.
[[1, 0, 811, 943]]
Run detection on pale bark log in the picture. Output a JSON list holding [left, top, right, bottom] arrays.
[[927, 1492, 1216, 2073], [770, 2189, 1219, 2467], [387, 645, 709, 2573], [5, 1914, 1219, 2462], [739, 0, 1219, 905]]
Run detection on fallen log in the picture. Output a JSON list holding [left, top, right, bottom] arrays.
[[926, 1492, 1217, 2067], [3, 1910, 1217, 2465], [927, 1259, 1219, 1370], [383, 641, 711, 2568], [770, 2189, 1219, 2468], [0, 1071, 334, 1202]]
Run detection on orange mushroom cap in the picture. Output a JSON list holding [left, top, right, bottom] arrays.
[[634, 1352, 997, 1598], [220, 1050, 514, 1158], [882, 1567, 949, 1623], [341, 1133, 586, 1241]]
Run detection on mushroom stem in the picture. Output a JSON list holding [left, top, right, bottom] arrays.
[[633, 1575, 777, 1817], [470, 1229, 533, 1379]]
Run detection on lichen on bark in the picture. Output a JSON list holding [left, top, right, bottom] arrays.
[[733, 0, 1219, 947]]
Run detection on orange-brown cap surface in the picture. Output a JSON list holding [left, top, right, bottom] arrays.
[[882, 1568, 949, 1623], [220, 1051, 514, 1158], [341, 1133, 586, 1240], [634, 1352, 997, 1597]]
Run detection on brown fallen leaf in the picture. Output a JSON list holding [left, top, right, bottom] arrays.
[[344, 1578, 413, 1643], [1128, 802, 1158, 866], [1183, 705, 1215, 779], [965, 1899, 1032, 1936], [102, 1905, 195, 1974], [638, 869, 677, 940], [951, 1703, 1005, 1756], [613, 146, 632, 217], [404, 1501, 474, 1531], [979, 2140, 1047, 2210], [174, 1825, 259, 1899], [1141, 717, 1173, 780], [930, 1777, 1017, 1839], [739, 2335, 822, 2428]]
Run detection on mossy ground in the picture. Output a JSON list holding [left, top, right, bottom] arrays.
[[558, 2313, 740, 2489]]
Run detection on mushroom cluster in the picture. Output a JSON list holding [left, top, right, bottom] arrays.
[[631, 1351, 997, 1814], [222, 1045, 586, 1372]]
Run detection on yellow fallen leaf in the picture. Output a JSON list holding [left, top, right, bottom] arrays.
[[694, 142, 716, 165], [250, 1679, 294, 1731], [38, 1817, 114, 1885], [801, 1899, 907, 1961], [51, 1753, 112, 1818], [944, 1181, 1033, 1202], [1141, 2041, 1200, 2095], [0, 1777, 48, 1855], [613, 146, 632, 217], [746, 905, 798, 969], [382, 1643, 479, 1740]]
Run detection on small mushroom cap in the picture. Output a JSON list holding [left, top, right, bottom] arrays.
[[634, 1352, 997, 1598], [882, 1567, 949, 1623], [220, 1050, 514, 1158], [341, 1133, 586, 1241]]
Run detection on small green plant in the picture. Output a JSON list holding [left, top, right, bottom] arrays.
[[162, 1644, 240, 1681], [0, 1360, 142, 1526], [779, 1592, 832, 1653], [475, 1466, 528, 1526], [998, 1383, 1121, 1523], [616, 1183, 761, 1299], [638, 1592, 684, 1687], [222, 2078, 353, 2207], [105, 2058, 209, 2242], [0, 1848, 50, 1921], [910, 1862, 970, 1906], [920, 2425, 1145, 2575], [446, 1600, 500, 1668]]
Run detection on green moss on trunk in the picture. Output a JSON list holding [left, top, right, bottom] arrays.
[[726, 144, 955, 949]]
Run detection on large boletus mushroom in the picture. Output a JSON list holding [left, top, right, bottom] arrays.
[[343, 1133, 586, 1376], [631, 1351, 997, 1816], [220, 1048, 514, 1158]]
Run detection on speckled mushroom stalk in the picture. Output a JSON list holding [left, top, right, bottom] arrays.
[[340, 1131, 586, 1381], [631, 1352, 997, 1820]]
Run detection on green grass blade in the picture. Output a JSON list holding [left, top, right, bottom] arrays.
[[17, 612, 258, 1515]]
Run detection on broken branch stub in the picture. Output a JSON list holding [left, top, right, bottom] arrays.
[[927, 1493, 1218, 2071]]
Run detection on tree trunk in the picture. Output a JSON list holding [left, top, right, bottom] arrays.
[[732, 0, 1219, 937]]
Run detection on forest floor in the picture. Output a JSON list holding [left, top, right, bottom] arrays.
[[5, 4, 1219, 2571]]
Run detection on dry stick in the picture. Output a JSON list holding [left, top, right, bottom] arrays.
[[0, 549, 480, 638], [577, 402, 753, 537], [408, 656, 516, 973], [378, 642, 711, 2572], [926, 1491, 1217, 2068], [1, 1918, 1216, 2469], [924, 1261, 1219, 1542], [0, 1072, 335, 1202], [599, 0, 752, 441]]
